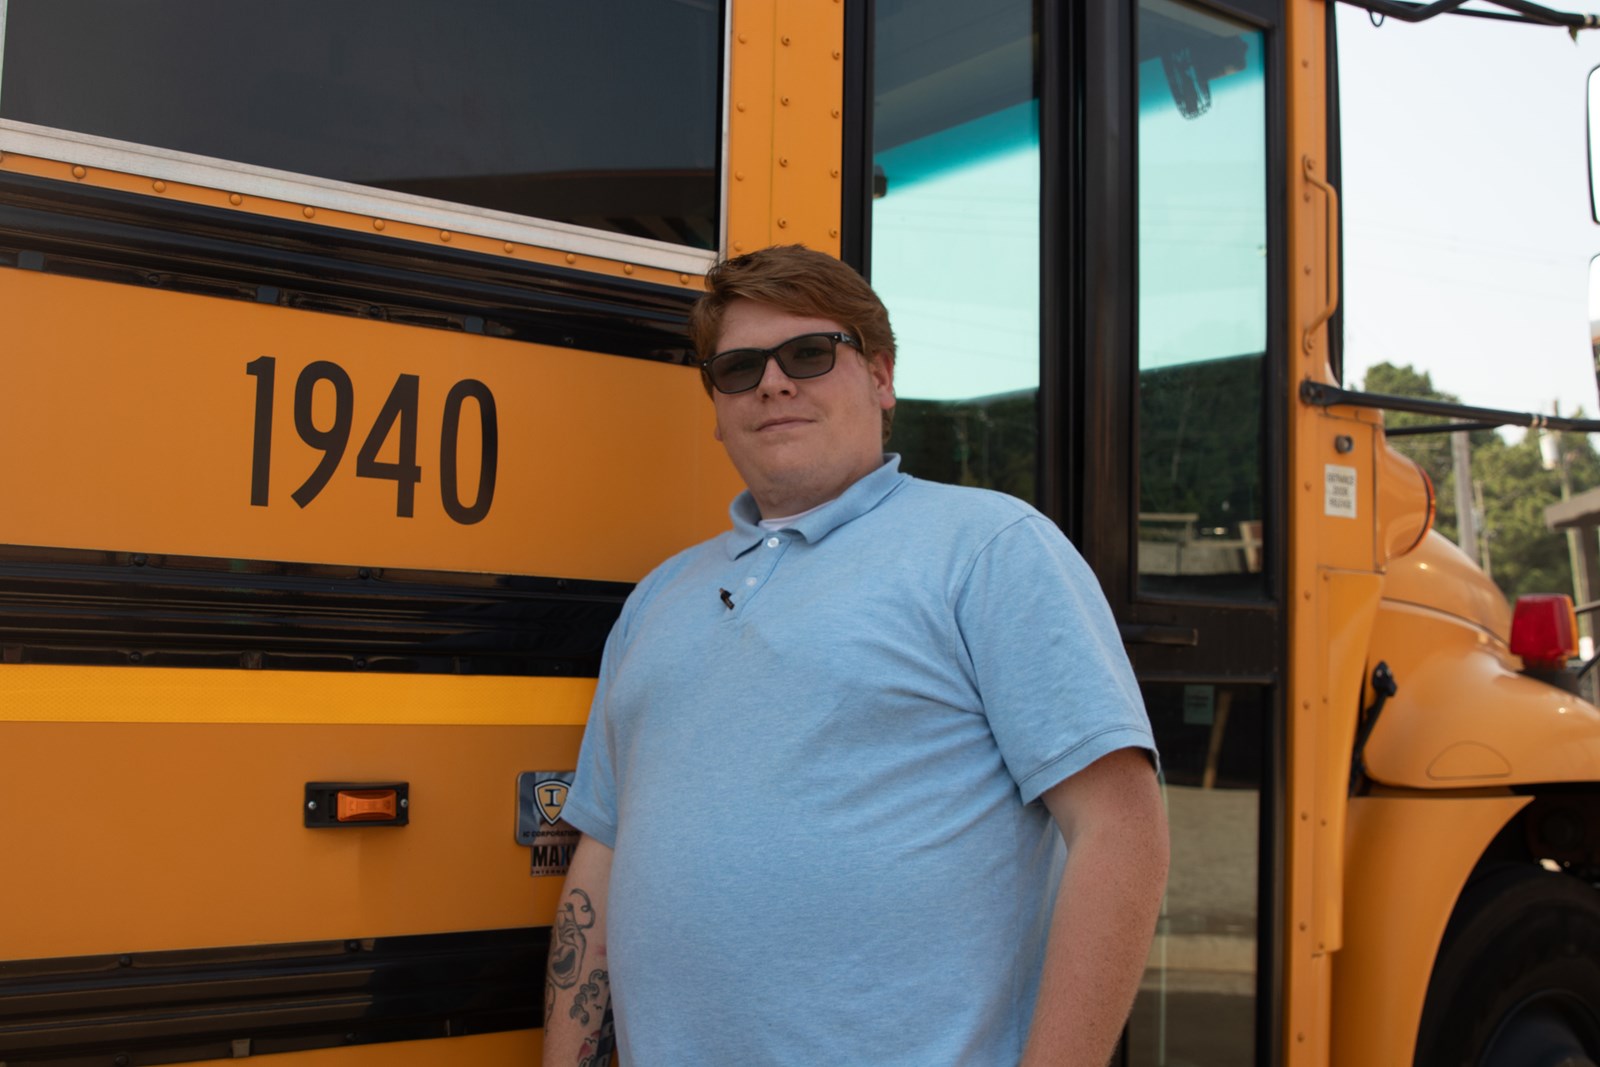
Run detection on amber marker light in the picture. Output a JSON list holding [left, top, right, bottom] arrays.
[[337, 789, 399, 822], [304, 782, 409, 827], [1509, 594, 1579, 671]]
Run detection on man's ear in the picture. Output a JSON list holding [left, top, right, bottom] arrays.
[[870, 351, 896, 408]]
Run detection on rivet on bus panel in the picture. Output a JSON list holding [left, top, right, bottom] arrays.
[[230, 193, 243, 205], [737, 33, 747, 43], [303, 206, 316, 218], [737, 102, 747, 113], [680, 274, 691, 285], [373, 219, 386, 231], [71, 165, 87, 179], [152, 180, 166, 193], [832, 109, 841, 119], [829, 228, 839, 238], [781, 96, 791, 106], [833, 49, 842, 59], [504, 242, 515, 253], [776, 218, 788, 229], [830, 168, 840, 178], [736, 171, 746, 181], [781, 35, 791, 45], [733, 242, 743, 252], [779, 157, 789, 167], [440, 230, 452, 242], [624, 264, 635, 275], [566, 253, 577, 264]]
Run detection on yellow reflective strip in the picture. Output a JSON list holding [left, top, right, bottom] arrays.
[[0, 664, 595, 726]]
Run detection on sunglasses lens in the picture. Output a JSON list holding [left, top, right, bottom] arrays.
[[776, 335, 837, 380], [711, 350, 769, 393]]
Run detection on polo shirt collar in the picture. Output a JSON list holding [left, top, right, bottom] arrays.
[[724, 454, 908, 558]]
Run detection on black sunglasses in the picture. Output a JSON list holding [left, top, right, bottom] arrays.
[[700, 332, 859, 395]]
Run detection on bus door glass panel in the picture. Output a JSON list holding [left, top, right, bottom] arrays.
[[1137, 0, 1268, 599], [0, 0, 721, 249], [869, 0, 1040, 503], [1129, 682, 1263, 1067]]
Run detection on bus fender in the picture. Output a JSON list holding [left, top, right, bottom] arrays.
[[1360, 600, 1600, 790], [1331, 791, 1530, 1067]]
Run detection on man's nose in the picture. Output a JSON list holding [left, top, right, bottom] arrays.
[[756, 353, 797, 396]]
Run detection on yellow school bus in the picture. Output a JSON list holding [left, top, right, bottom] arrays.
[[3, 1, 1600, 1065]]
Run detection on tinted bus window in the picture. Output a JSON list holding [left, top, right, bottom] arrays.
[[1136, 0, 1269, 599], [870, 0, 1040, 504], [0, 0, 723, 250]]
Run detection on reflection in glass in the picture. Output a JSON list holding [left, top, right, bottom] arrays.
[[0, 0, 721, 248], [870, 0, 1039, 502], [1588, 254, 1600, 384], [1129, 682, 1263, 1067], [1137, 0, 1268, 597], [1589, 68, 1600, 225]]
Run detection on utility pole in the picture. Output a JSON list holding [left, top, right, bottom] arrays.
[[1541, 401, 1592, 642], [1452, 430, 1478, 563]]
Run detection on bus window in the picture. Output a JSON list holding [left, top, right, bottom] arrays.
[[0, 0, 722, 249], [1136, 0, 1268, 599], [870, 0, 1039, 503]]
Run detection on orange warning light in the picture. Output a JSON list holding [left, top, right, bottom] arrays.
[[336, 789, 398, 822]]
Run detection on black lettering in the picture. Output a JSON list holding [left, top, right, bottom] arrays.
[[291, 361, 354, 508], [439, 379, 498, 525], [355, 373, 422, 517], [245, 356, 275, 506]]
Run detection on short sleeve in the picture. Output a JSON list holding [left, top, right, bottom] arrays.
[[560, 597, 635, 848], [955, 515, 1157, 804]]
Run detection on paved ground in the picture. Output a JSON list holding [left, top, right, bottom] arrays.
[[1125, 783, 1260, 1065]]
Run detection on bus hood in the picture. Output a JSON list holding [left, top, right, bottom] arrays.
[[1381, 530, 1512, 643]]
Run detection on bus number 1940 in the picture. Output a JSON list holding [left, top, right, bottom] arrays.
[[245, 356, 498, 525]]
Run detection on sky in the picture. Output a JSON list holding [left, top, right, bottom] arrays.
[[1336, 3, 1600, 429]]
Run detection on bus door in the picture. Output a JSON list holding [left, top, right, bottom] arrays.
[[863, 0, 1282, 1063]]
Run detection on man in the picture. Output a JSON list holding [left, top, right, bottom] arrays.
[[545, 245, 1167, 1066]]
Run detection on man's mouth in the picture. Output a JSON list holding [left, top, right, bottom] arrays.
[[755, 416, 811, 431]]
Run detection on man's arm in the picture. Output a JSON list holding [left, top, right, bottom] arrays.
[[542, 834, 615, 1067], [1021, 747, 1169, 1067]]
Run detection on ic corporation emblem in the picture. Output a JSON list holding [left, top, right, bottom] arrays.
[[516, 771, 578, 877], [538, 780, 570, 826]]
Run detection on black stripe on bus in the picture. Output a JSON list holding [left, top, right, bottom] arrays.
[[0, 171, 699, 365], [0, 545, 630, 676], [0, 927, 547, 1066]]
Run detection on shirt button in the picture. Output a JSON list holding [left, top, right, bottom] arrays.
[[745, 577, 757, 586], [766, 537, 780, 548]]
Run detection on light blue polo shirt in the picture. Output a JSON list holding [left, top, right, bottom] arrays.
[[562, 455, 1154, 1066]]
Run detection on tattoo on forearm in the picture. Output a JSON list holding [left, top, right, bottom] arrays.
[[569, 967, 609, 1026], [547, 888, 596, 991], [576, 1004, 615, 1067]]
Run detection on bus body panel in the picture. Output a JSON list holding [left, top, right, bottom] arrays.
[[0, 667, 594, 958], [1382, 533, 1514, 643], [1363, 600, 1600, 790], [0, 268, 738, 582], [1331, 792, 1530, 1067]]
